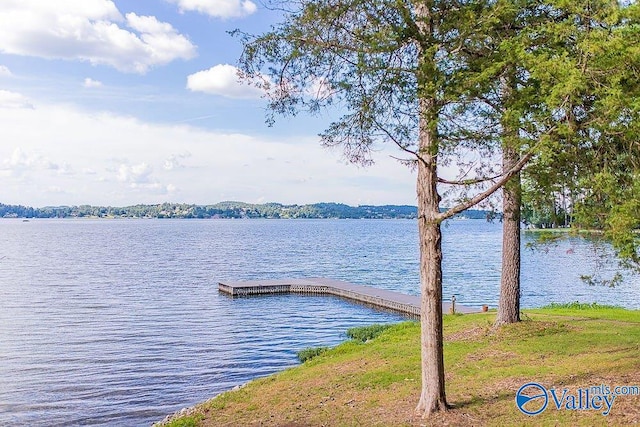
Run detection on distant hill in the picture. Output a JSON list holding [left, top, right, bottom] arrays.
[[0, 201, 492, 220]]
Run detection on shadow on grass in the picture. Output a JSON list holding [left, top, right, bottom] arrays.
[[449, 391, 513, 410]]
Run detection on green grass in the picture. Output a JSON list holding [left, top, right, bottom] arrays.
[[346, 323, 394, 342], [161, 305, 640, 427], [541, 302, 622, 310], [297, 346, 330, 362], [165, 416, 200, 427], [532, 302, 637, 322], [297, 324, 397, 363]]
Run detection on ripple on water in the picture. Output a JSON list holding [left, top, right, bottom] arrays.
[[0, 219, 637, 425]]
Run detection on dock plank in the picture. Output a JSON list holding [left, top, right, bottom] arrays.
[[218, 278, 479, 317]]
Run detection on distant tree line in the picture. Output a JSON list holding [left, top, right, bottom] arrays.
[[0, 201, 492, 220]]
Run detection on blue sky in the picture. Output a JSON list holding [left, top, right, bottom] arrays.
[[0, 0, 420, 207]]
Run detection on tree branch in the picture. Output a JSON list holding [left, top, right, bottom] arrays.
[[437, 151, 534, 221], [437, 173, 504, 186], [371, 116, 420, 158]]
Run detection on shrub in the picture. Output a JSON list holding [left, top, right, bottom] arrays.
[[297, 346, 329, 362], [346, 324, 393, 342]]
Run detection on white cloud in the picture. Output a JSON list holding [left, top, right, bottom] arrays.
[[47, 186, 66, 194], [54, 162, 75, 176], [83, 78, 103, 88], [0, 147, 67, 178], [0, 90, 34, 109], [0, 98, 418, 207], [168, 0, 256, 18], [5, 147, 34, 169], [0, 0, 196, 73], [307, 77, 335, 99], [0, 65, 12, 77], [117, 162, 153, 185], [187, 64, 265, 99], [164, 152, 191, 170]]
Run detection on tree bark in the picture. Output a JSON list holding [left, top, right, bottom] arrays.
[[496, 145, 521, 325], [413, 1, 446, 416], [415, 95, 447, 415]]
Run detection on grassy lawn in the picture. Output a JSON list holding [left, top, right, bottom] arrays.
[[162, 304, 640, 426]]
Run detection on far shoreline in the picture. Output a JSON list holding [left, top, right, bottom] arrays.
[[0, 201, 491, 220]]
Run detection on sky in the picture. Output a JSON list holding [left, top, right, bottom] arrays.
[[0, 0, 420, 208]]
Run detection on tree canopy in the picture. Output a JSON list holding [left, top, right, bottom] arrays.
[[523, 0, 640, 269]]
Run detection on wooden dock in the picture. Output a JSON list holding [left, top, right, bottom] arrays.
[[218, 278, 479, 317]]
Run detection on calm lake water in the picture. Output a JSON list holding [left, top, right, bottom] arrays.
[[0, 219, 638, 426]]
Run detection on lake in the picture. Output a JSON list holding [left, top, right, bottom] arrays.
[[0, 219, 638, 426]]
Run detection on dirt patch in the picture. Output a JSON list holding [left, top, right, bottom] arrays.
[[464, 348, 518, 363], [446, 326, 488, 342], [560, 371, 640, 425]]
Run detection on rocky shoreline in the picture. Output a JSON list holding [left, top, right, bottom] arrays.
[[152, 382, 250, 426]]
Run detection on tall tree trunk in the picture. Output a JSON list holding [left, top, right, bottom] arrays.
[[415, 96, 447, 415], [496, 145, 521, 325], [413, 2, 446, 416]]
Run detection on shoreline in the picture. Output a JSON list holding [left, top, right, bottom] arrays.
[[157, 306, 640, 426], [152, 382, 251, 426]]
